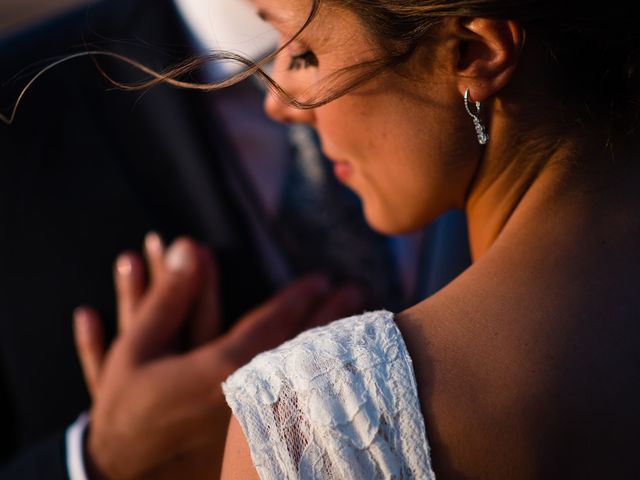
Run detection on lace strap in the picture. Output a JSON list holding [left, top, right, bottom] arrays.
[[223, 310, 435, 479]]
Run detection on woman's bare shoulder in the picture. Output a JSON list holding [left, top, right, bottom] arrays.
[[221, 416, 260, 480], [395, 258, 640, 478]]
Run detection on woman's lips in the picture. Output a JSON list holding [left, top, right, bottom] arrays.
[[331, 161, 353, 183]]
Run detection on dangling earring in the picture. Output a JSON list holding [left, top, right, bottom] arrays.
[[464, 88, 489, 145]]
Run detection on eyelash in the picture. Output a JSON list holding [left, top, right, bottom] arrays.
[[288, 50, 319, 71]]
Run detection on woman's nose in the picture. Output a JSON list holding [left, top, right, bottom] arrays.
[[262, 50, 317, 125], [263, 89, 316, 125]]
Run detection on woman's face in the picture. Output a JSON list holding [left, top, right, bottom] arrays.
[[255, 0, 481, 234]]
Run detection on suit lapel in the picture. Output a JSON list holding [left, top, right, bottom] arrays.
[[88, 0, 245, 245]]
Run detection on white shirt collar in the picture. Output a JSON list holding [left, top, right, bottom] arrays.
[[174, 0, 278, 78]]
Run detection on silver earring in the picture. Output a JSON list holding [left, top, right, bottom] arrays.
[[464, 88, 489, 145]]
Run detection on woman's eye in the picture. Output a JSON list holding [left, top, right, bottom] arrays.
[[288, 50, 318, 71]]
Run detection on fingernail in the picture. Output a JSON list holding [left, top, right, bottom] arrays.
[[145, 231, 164, 257], [166, 240, 195, 272], [73, 307, 91, 337], [116, 255, 133, 276]]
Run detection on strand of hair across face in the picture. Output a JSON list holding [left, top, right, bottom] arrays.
[[0, 50, 267, 126]]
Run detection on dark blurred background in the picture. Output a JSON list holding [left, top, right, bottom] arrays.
[[1, 0, 90, 35]]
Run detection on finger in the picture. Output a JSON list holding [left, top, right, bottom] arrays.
[[114, 252, 146, 333], [189, 245, 222, 347], [73, 306, 105, 399], [144, 231, 165, 284], [306, 284, 366, 329], [214, 274, 331, 370], [126, 237, 204, 360]]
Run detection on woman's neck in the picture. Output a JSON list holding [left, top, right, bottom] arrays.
[[464, 107, 635, 260]]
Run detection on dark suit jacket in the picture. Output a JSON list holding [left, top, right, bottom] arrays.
[[0, 0, 274, 477]]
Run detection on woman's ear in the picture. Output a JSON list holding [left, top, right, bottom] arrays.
[[448, 18, 524, 102]]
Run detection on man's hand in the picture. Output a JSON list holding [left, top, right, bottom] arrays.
[[73, 234, 364, 479]]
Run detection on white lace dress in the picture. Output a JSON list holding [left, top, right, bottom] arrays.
[[222, 310, 435, 479]]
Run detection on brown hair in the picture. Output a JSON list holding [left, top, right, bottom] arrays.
[[134, 0, 640, 132], [298, 0, 639, 134], [3, 0, 639, 134]]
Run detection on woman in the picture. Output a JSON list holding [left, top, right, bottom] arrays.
[[217, 0, 640, 478]]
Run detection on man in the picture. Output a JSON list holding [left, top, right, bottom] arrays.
[[0, 0, 470, 477]]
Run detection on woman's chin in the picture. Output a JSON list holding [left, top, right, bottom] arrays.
[[363, 204, 424, 236]]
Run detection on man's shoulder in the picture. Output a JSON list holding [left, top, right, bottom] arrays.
[[0, 3, 110, 113], [0, 0, 180, 107], [0, 0, 123, 76], [0, 0, 190, 136]]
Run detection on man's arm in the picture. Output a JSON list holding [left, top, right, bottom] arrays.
[[0, 349, 69, 480]]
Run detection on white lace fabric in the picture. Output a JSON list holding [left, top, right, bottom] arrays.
[[223, 310, 435, 479]]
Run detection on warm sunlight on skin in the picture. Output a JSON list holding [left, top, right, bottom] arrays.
[[253, 0, 540, 262], [220, 417, 260, 480], [221, 0, 640, 477], [252, 0, 483, 236], [218, 7, 524, 480]]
